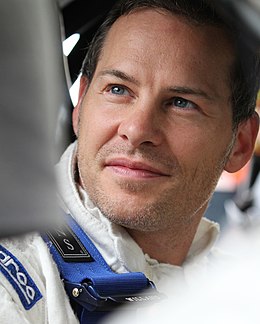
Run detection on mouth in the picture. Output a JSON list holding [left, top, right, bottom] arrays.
[[104, 158, 170, 179]]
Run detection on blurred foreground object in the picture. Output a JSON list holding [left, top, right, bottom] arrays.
[[0, 0, 67, 237], [104, 225, 260, 324]]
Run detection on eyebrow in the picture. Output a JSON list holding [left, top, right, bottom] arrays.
[[98, 69, 215, 101], [97, 69, 140, 86], [166, 86, 215, 102]]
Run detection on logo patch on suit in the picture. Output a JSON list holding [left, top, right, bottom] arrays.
[[0, 244, 42, 310]]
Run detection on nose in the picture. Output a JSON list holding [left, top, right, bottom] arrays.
[[117, 103, 163, 148]]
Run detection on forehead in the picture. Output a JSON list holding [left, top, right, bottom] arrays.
[[95, 9, 234, 98], [103, 8, 234, 60]]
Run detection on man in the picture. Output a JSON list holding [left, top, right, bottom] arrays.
[[0, 0, 259, 323]]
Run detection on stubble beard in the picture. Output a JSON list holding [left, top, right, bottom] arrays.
[[77, 140, 232, 233]]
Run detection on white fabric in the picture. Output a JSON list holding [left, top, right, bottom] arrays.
[[0, 140, 222, 323], [0, 234, 78, 324]]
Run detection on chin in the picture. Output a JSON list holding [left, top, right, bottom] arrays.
[[95, 198, 169, 232]]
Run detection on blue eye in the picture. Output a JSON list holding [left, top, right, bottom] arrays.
[[111, 86, 127, 95], [172, 97, 196, 109]]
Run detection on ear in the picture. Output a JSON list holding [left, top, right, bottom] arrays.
[[224, 112, 259, 173], [72, 75, 89, 136]]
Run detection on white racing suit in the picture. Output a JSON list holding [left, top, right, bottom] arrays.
[[0, 141, 223, 323]]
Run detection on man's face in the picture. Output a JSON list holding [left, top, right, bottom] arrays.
[[74, 9, 236, 232]]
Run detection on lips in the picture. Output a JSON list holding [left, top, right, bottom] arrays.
[[104, 158, 170, 178]]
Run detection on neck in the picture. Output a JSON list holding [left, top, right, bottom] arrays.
[[126, 216, 202, 266]]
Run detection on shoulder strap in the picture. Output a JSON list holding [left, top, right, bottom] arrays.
[[42, 213, 164, 323]]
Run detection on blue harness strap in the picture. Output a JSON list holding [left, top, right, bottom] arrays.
[[42, 213, 164, 323]]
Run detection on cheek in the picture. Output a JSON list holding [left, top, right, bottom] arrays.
[[166, 122, 232, 168], [166, 123, 205, 153], [79, 105, 119, 155]]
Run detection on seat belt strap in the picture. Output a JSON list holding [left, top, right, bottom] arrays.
[[42, 213, 164, 323]]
